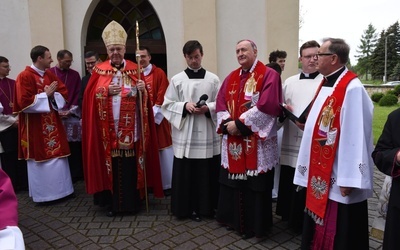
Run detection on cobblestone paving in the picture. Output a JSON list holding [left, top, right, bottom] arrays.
[[17, 170, 385, 249]]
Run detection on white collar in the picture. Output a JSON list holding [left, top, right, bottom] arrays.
[[188, 66, 202, 73], [30, 64, 45, 77], [143, 64, 153, 76], [240, 59, 258, 75]]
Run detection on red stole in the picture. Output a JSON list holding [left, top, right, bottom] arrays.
[[93, 63, 150, 193], [306, 71, 357, 224], [225, 61, 266, 177], [82, 61, 164, 198]]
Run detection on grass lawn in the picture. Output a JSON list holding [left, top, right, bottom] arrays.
[[373, 103, 399, 144]]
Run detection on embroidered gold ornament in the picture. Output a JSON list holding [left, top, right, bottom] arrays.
[[102, 20, 127, 47], [244, 72, 257, 99]]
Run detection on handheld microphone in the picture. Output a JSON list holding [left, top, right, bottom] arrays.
[[196, 94, 208, 108]]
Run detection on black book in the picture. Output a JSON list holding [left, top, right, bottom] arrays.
[[279, 102, 312, 124]]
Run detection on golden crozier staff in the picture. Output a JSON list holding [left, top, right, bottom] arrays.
[[136, 20, 149, 213]]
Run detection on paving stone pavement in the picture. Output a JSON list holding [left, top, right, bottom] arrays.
[[17, 169, 386, 249]]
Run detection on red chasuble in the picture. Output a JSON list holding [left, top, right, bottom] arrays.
[[81, 60, 163, 198], [13, 67, 70, 161], [143, 65, 172, 149], [306, 71, 357, 224]]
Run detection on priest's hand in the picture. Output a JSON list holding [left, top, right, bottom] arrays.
[[137, 80, 145, 92], [225, 121, 240, 136], [44, 81, 58, 98], [285, 103, 294, 112], [109, 84, 121, 95], [396, 151, 400, 164], [193, 105, 209, 115], [186, 102, 197, 114], [339, 186, 354, 197]]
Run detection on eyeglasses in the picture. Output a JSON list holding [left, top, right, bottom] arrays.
[[85, 61, 97, 66], [313, 53, 334, 59]]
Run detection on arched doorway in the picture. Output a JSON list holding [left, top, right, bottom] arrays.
[[84, 0, 167, 73]]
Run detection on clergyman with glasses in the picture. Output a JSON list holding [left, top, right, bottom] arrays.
[[293, 38, 374, 249], [276, 40, 322, 233], [78, 51, 102, 110]]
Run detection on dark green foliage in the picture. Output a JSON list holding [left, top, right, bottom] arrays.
[[371, 92, 384, 102], [394, 84, 400, 95], [390, 62, 400, 81], [369, 22, 400, 81], [386, 89, 396, 96], [355, 24, 377, 80], [379, 94, 398, 106]]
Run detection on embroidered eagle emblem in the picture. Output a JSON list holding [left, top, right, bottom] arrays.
[[229, 142, 242, 161], [310, 176, 327, 199]]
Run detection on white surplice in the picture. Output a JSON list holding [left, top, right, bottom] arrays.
[[23, 66, 74, 202], [293, 68, 374, 204], [162, 71, 221, 159], [280, 73, 323, 168]]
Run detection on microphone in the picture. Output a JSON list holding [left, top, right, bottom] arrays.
[[196, 94, 208, 108]]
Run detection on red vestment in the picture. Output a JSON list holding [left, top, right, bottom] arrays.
[[143, 65, 172, 149], [0, 169, 18, 228], [81, 60, 163, 198], [13, 67, 70, 161]]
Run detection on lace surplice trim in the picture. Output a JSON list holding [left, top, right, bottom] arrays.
[[240, 106, 275, 138], [221, 134, 279, 177]]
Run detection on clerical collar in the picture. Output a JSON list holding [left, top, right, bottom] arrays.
[[57, 65, 68, 71], [300, 71, 320, 80], [240, 59, 258, 75], [323, 66, 346, 87], [188, 66, 202, 73], [31, 64, 45, 77], [110, 59, 126, 70], [184, 67, 206, 79], [143, 64, 153, 77]]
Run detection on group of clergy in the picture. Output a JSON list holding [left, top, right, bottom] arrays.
[[2, 18, 396, 249]]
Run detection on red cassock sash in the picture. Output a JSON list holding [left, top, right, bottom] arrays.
[[306, 71, 357, 224], [225, 62, 266, 177]]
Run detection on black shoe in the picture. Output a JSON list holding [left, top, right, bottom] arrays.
[[226, 226, 234, 231], [190, 212, 202, 222], [164, 189, 172, 197], [241, 232, 255, 240], [106, 210, 116, 217]]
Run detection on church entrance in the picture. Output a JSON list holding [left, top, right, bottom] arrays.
[[84, 0, 167, 73]]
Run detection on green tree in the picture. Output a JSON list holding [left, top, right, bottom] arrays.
[[385, 22, 400, 82], [355, 24, 377, 80], [370, 21, 400, 81], [370, 31, 385, 80], [390, 62, 400, 80]]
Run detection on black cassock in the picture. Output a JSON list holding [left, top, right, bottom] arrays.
[[372, 107, 400, 250]]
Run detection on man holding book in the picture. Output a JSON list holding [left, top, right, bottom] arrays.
[[276, 40, 322, 232]]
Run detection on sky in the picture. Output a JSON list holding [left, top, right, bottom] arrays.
[[299, 0, 400, 65]]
